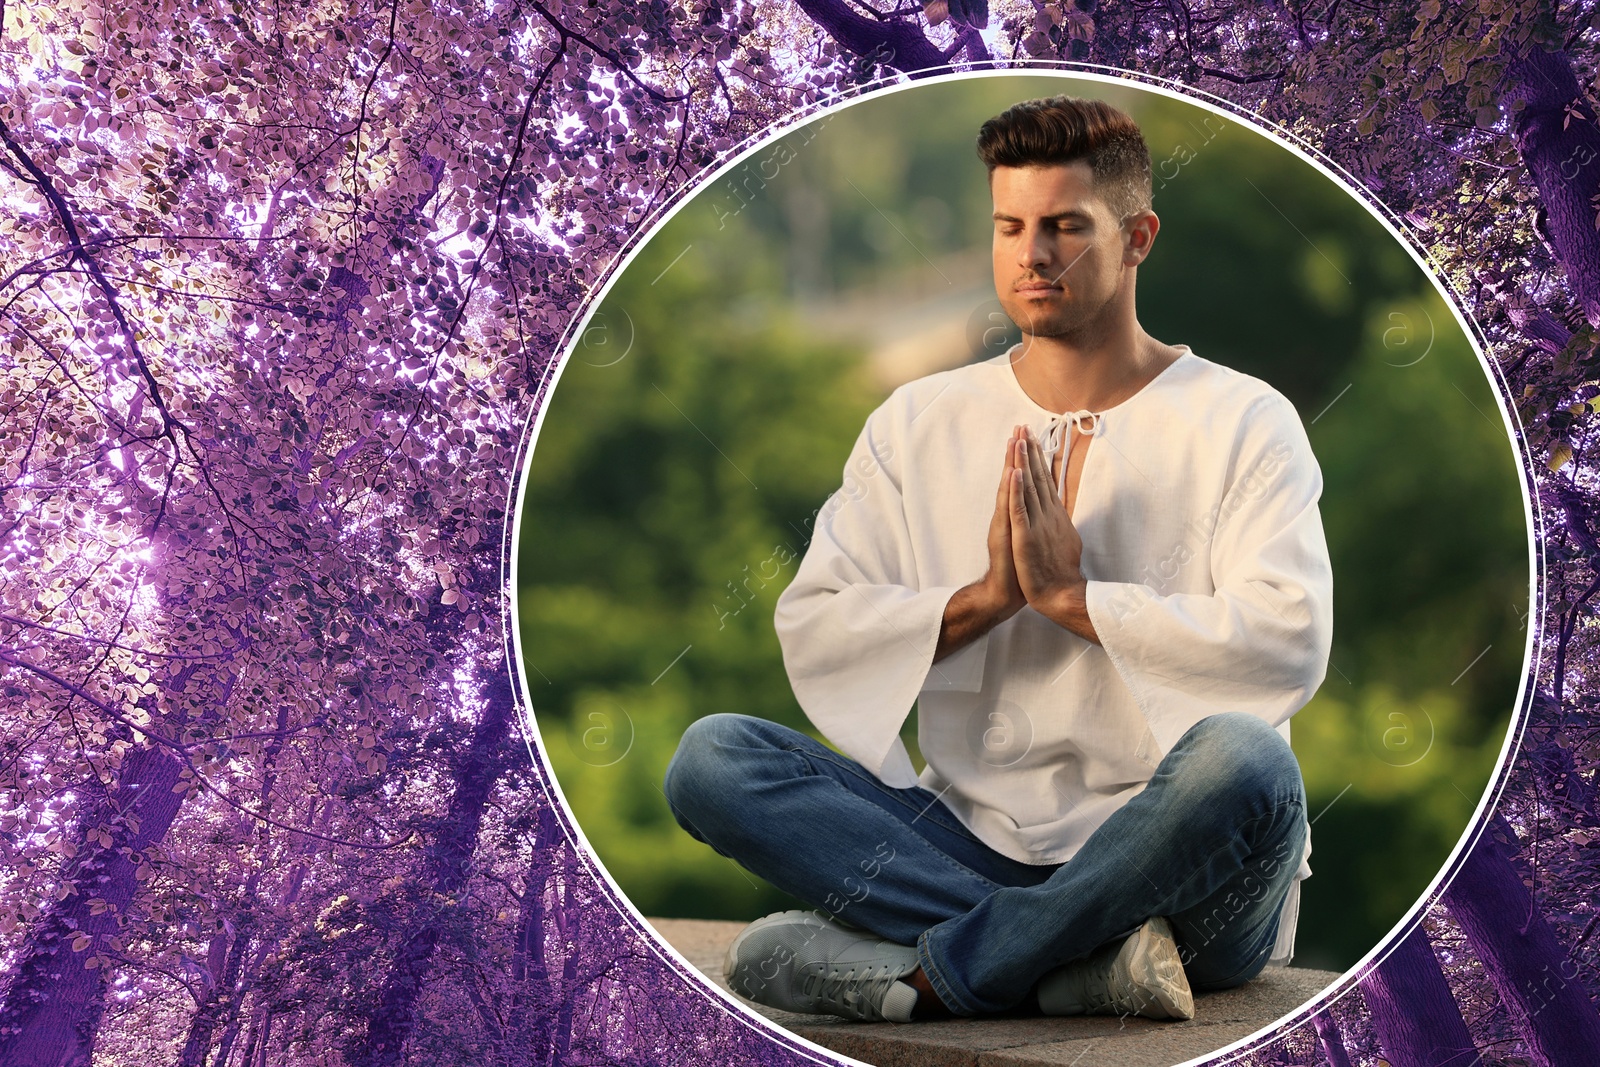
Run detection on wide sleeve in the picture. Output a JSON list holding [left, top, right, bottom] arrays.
[[1083, 391, 1334, 755], [773, 398, 968, 787]]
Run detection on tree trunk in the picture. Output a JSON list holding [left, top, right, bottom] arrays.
[[0, 744, 187, 1067], [500, 801, 559, 1067], [1442, 814, 1600, 1066], [1360, 921, 1481, 1067], [253, 1012, 272, 1067], [549, 944, 580, 1067], [1501, 42, 1600, 327], [354, 667, 516, 1067], [176, 911, 252, 1067], [1313, 1010, 1355, 1067], [790, 0, 949, 76], [236, 1005, 268, 1067], [177, 698, 301, 1067]]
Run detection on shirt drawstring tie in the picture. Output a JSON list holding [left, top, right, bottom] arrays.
[[1041, 410, 1106, 503]]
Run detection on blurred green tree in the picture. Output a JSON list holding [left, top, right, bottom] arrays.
[[1290, 289, 1526, 968], [517, 206, 874, 919]]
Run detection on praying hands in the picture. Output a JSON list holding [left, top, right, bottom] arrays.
[[933, 427, 1101, 664], [996, 426, 1099, 644]]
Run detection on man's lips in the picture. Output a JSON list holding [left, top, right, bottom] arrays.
[[1014, 281, 1062, 294]]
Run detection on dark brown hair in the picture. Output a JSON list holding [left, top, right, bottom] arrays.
[[976, 96, 1153, 224]]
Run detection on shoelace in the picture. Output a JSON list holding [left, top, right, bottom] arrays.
[[800, 961, 911, 1020], [1040, 409, 1106, 502]]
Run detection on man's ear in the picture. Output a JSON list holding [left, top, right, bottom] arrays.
[[1123, 210, 1160, 266]]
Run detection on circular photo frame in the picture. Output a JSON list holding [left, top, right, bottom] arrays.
[[513, 71, 1533, 1066]]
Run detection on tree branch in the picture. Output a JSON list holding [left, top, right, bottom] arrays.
[[791, 0, 949, 75]]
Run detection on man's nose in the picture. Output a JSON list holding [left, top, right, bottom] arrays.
[[1016, 226, 1053, 271]]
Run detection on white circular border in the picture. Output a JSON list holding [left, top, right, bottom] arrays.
[[505, 63, 1544, 1067]]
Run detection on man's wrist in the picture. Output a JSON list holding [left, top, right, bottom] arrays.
[[1035, 579, 1100, 645], [937, 577, 1016, 663], [978, 574, 1024, 626]]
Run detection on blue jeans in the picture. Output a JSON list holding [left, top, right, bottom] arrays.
[[662, 711, 1307, 1016]]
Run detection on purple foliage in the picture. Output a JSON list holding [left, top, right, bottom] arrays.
[[2, 1, 1599, 1064]]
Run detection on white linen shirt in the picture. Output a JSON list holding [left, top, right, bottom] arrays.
[[772, 344, 1334, 965]]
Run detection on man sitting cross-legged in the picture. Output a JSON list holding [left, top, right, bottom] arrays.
[[662, 94, 1332, 1025]]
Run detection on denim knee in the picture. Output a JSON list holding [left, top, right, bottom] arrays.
[[1166, 713, 1304, 810], [662, 713, 762, 836], [1182, 921, 1277, 991]]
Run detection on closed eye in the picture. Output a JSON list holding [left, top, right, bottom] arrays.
[[996, 224, 1085, 236]]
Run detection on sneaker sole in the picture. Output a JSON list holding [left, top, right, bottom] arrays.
[[1124, 917, 1194, 1021]]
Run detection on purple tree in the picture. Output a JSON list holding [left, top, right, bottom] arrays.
[[1442, 814, 1600, 1065], [1361, 921, 1482, 1067]]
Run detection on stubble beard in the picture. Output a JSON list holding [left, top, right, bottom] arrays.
[[1001, 289, 1098, 345]]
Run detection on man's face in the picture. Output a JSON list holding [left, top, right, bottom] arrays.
[[989, 162, 1147, 340]]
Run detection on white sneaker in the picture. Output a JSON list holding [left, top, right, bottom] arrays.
[[723, 909, 922, 1023], [1036, 916, 1194, 1021]]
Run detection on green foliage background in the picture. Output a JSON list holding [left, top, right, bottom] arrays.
[[515, 77, 1529, 972]]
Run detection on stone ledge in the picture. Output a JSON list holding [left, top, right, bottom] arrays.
[[648, 918, 1342, 1067]]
